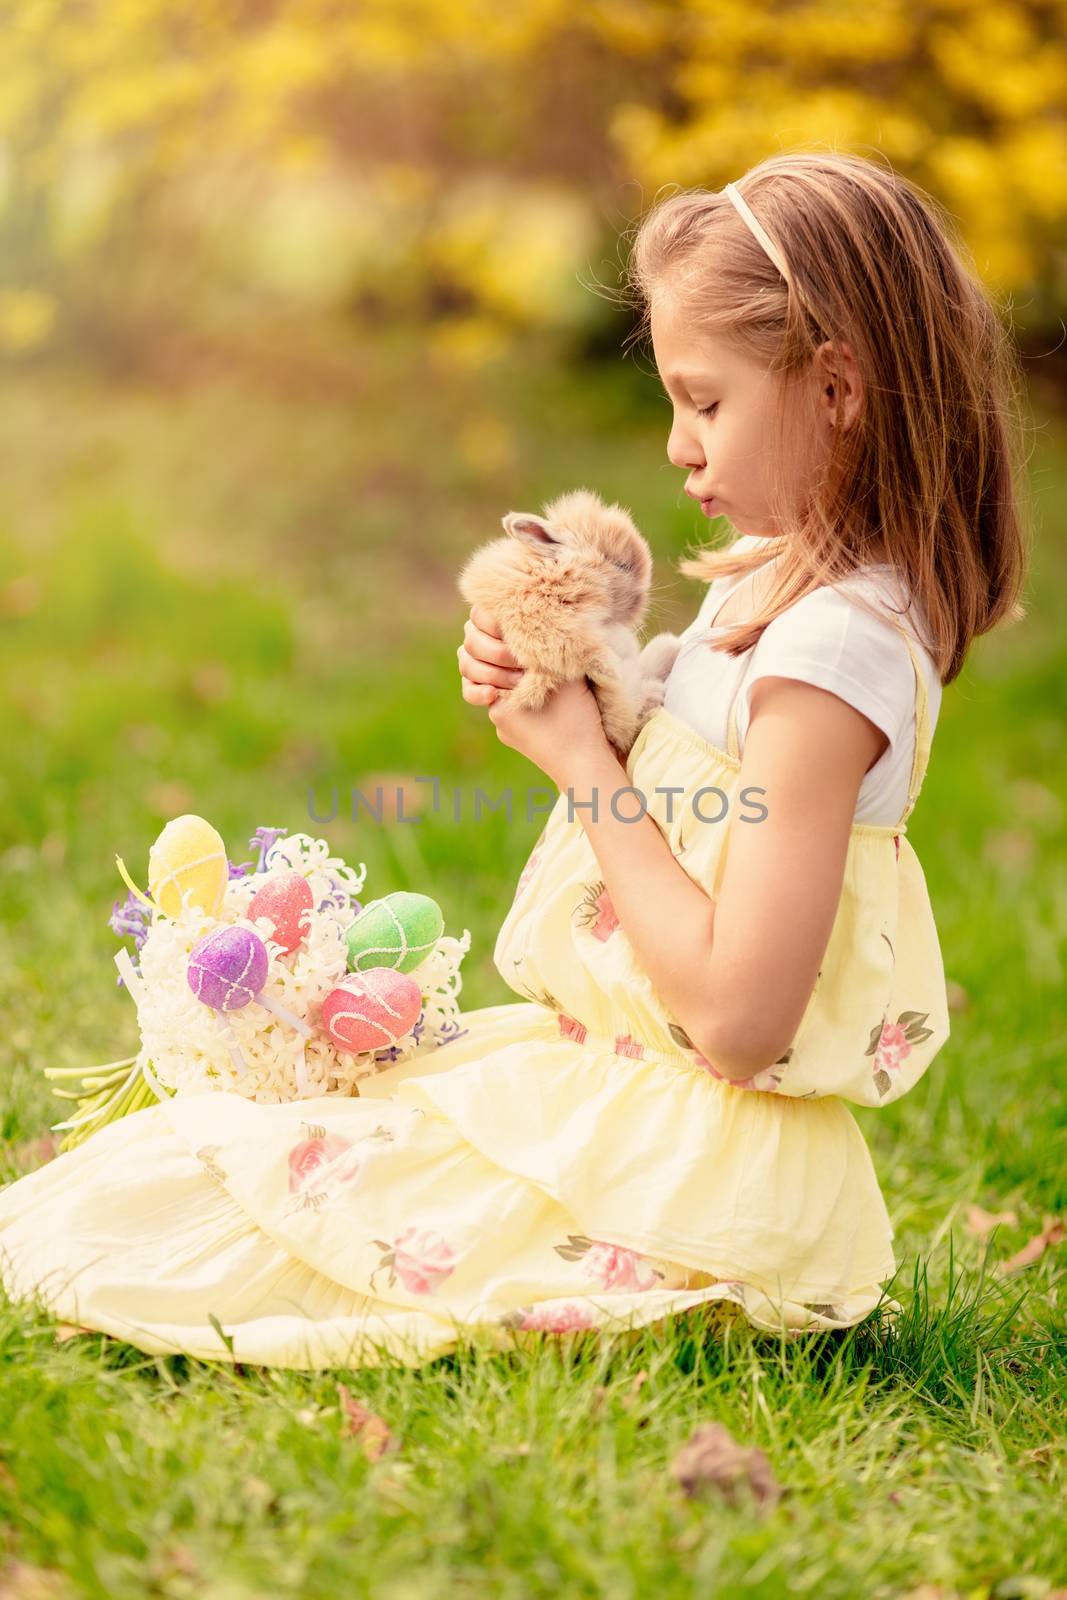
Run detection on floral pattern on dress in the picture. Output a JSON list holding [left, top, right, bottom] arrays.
[[668, 985, 826, 1095], [866, 1010, 934, 1099], [696, 1055, 786, 1095], [283, 1121, 394, 1214], [558, 1013, 588, 1044], [509, 964, 562, 1015], [513, 845, 545, 903], [499, 1278, 750, 1334], [288, 1128, 355, 1194], [196, 1145, 227, 1185], [554, 1233, 665, 1291], [614, 1033, 645, 1060], [370, 1225, 460, 1295], [499, 1300, 599, 1332], [574, 881, 620, 942]]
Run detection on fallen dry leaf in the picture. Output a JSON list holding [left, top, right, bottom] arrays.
[[145, 1544, 200, 1586], [241, 1475, 278, 1514], [965, 1203, 1018, 1238], [670, 1422, 783, 1511], [0, 576, 41, 619], [353, 773, 426, 824], [621, 1370, 649, 1411], [337, 1381, 399, 1461], [491, 1442, 531, 1461], [39, 833, 67, 871], [1010, 778, 1064, 826], [144, 779, 195, 818], [994, 1214, 1066, 1276], [275, 735, 321, 774], [123, 722, 165, 757], [945, 980, 970, 1013], [187, 662, 231, 704], [982, 827, 1035, 871]]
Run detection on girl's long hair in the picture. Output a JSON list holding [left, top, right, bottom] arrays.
[[618, 150, 1033, 683]]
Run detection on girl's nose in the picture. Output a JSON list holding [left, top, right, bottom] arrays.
[[667, 422, 703, 472]]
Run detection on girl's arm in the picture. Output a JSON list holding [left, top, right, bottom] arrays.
[[562, 675, 885, 1081], [458, 604, 884, 1081]]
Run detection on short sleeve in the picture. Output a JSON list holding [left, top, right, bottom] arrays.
[[735, 582, 919, 773]]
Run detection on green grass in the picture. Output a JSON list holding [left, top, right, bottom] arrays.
[[0, 328, 1064, 1597]]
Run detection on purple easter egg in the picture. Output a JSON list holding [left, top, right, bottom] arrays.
[[187, 925, 269, 1012]]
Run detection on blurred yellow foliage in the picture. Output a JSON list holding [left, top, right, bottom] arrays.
[[0, 0, 1062, 337], [455, 415, 518, 475], [427, 178, 599, 328], [602, 0, 1066, 301], [427, 314, 511, 372], [0, 289, 56, 352]]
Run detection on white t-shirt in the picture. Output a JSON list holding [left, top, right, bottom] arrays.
[[662, 535, 942, 827]]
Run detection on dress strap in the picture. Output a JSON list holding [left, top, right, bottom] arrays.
[[891, 621, 933, 831], [726, 668, 747, 764], [724, 617, 933, 832]]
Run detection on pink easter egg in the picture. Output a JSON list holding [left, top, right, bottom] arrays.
[[320, 967, 423, 1055], [247, 872, 314, 956]]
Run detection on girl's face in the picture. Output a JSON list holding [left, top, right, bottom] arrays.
[[650, 286, 821, 540]]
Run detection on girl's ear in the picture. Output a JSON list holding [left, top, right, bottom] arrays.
[[814, 339, 864, 431], [502, 512, 564, 549]]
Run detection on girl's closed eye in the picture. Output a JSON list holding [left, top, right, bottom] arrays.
[[696, 401, 719, 418]]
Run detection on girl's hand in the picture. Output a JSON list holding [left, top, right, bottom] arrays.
[[457, 604, 524, 706], [457, 604, 611, 788], [490, 676, 610, 791]]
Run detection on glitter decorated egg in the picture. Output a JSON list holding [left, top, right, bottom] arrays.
[[148, 814, 229, 919], [187, 925, 269, 1012], [321, 968, 423, 1054], [247, 872, 314, 956], [344, 891, 444, 975]]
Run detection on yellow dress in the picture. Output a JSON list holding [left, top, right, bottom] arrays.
[[0, 622, 949, 1369]]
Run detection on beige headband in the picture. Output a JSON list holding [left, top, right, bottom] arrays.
[[723, 180, 807, 310]]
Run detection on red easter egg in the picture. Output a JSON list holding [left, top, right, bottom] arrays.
[[247, 872, 314, 956], [320, 967, 423, 1054]]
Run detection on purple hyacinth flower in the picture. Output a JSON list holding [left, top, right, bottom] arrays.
[[249, 826, 288, 873], [110, 887, 153, 988]]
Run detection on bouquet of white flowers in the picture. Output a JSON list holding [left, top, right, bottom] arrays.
[[46, 816, 472, 1150]]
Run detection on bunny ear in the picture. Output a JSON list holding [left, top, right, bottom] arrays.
[[502, 512, 562, 548]]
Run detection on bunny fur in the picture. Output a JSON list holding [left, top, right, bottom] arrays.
[[457, 487, 682, 758]]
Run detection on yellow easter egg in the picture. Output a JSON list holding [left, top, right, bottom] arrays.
[[148, 813, 228, 919]]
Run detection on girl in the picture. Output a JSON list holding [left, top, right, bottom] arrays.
[[0, 152, 1029, 1368]]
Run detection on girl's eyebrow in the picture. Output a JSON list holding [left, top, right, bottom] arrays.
[[659, 369, 716, 394]]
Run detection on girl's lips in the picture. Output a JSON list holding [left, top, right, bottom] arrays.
[[700, 497, 722, 516]]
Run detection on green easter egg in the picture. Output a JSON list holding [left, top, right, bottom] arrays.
[[344, 891, 444, 975]]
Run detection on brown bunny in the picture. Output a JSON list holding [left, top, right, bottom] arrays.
[[457, 487, 683, 759]]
